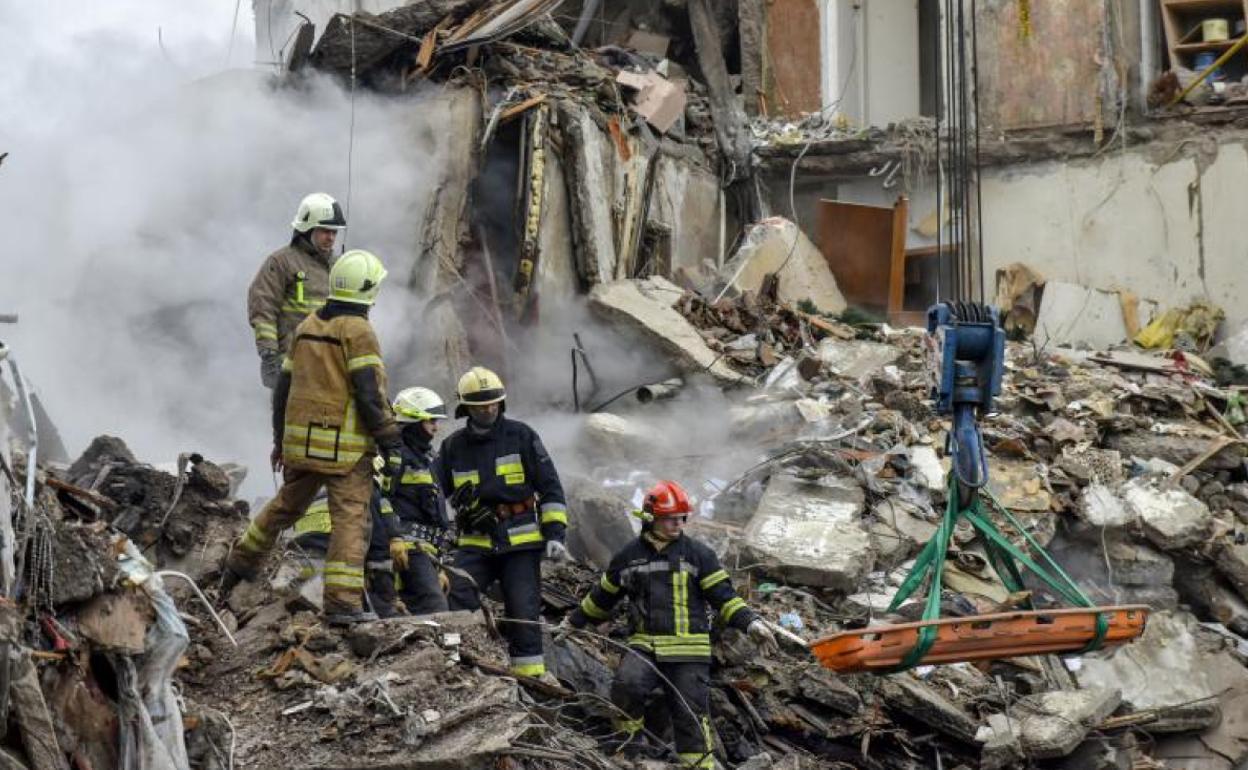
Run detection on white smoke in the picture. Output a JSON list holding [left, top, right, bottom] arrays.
[[0, 1, 445, 497]]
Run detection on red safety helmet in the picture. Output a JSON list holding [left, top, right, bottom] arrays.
[[643, 480, 693, 517]]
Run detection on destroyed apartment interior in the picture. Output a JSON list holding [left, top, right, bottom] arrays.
[[11, 0, 1248, 768]]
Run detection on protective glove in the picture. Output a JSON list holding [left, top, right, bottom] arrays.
[[747, 619, 779, 655], [259, 349, 282, 388], [389, 538, 409, 571], [379, 442, 404, 492], [544, 540, 571, 562]]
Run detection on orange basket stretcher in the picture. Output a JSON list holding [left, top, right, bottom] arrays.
[[812, 604, 1150, 674]]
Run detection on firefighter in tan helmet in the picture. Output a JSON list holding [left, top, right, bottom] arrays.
[[224, 248, 403, 625]]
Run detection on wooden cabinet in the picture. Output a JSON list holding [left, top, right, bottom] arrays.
[[1160, 0, 1248, 72]]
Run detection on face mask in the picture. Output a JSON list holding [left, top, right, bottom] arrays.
[[468, 409, 498, 429]]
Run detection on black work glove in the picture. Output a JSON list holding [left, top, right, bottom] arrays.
[[378, 440, 404, 492], [259, 349, 282, 389]]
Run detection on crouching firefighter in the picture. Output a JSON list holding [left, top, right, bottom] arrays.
[[561, 481, 778, 770], [383, 386, 452, 616], [438, 366, 570, 681], [289, 462, 406, 618], [222, 249, 403, 626]]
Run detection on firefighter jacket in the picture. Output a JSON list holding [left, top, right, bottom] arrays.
[[382, 425, 450, 553], [436, 417, 567, 553], [569, 533, 758, 663], [272, 302, 399, 475], [247, 236, 332, 356]]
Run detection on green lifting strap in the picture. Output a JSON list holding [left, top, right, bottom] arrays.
[[884, 478, 1110, 672]]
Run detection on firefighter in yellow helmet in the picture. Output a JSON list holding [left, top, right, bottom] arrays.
[[224, 249, 402, 625], [247, 192, 347, 388], [438, 366, 569, 680]]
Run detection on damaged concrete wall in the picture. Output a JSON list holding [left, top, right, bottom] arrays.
[[976, 0, 1142, 131], [649, 155, 723, 279], [980, 136, 1248, 330], [535, 150, 579, 301]]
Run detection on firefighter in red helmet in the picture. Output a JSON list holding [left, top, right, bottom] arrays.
[[562, 481, 777, 769]]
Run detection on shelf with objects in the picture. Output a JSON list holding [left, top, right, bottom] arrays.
[[1160, 0, 1248, 94]]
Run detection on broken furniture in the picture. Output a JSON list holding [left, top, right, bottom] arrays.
[[813, 302, 1149, 673], [816, 196, 916, 323]]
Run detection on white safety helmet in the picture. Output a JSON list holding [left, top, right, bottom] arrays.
[[393, 387, 448, 423], [291, 192, 347, 233]]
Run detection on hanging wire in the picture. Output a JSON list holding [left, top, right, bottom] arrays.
[[344, 15, 358, 251]]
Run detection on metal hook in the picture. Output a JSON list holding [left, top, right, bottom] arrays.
[[882, 162, 902, 189], [868, 160, 896, 177]]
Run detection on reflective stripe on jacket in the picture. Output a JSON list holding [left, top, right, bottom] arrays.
[[437, 417, 567, 553], [247, 239, 331, 355], [569, 534, 757, 663], [382, 432, 450, 545], [279, 310, 396, 474]]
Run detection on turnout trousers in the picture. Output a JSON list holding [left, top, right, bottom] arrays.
[[446, 548, 545, 676], [611, 650, 714, 769], [397, 549, 448, 615], [228, 456, 373, 612]]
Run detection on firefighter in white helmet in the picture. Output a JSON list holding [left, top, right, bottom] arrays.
[[382, 386, 452, 615], [247, 192, 347, 388], [224, 249, 402, 626]]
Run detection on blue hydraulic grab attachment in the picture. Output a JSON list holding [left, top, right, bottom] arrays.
[[811, 303, 1148, 674]]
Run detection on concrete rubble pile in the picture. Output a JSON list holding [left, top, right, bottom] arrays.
[[0, 434, 249, 770]]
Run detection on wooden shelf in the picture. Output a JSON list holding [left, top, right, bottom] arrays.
[[1161, 0, 1248, 72], [1164, 0, 1243, 13], [1176, 37, 1246, 53]]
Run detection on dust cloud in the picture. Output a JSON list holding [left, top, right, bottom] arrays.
[[0, 1, 445, 498]]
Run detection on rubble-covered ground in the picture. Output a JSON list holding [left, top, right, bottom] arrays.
[[6, 273, 1248, 769]]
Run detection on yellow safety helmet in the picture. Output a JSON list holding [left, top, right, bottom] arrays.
[[291, 192, 347, 233], [329, 249, 387, 306], [393, 387, 448, 423], [455, 366, 505, 418]]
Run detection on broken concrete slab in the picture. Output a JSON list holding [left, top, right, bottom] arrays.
[[578, 412, 653, 463], [1033, 281, 1130, 351], [1013, 686, 1121, 758], [817, 338, 901, 382], [1077, 611, 1245, 733], [1078, 483, 1134, 529], [534, 149, 579, 301], [908, 445, 946, 492], [1106, 429, 1246, 471], [561, 474, 637, 570], [1105, 539, 1175, 586], [977, 712, 1023, 770], [1173, 560, 1248, 637], [1121, 477, 1213, 549], [741, 472, 871, 591], [558, 101, 618, 288], [588, 276, 747, 384], [985, 458, 1052, 512], [1215, 540, 1248, 601], [721, 218, 847, 316], [878, 673, 980, 744], [650, 155, 722, 280]]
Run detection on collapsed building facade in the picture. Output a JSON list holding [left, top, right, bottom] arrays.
[[4, 0, 1248, 768]]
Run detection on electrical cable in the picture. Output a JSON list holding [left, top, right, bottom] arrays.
[[344, 16, 358, 251]]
